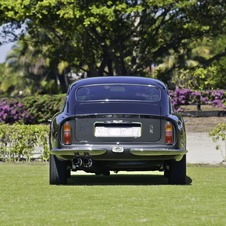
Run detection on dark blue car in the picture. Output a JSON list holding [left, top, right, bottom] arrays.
[[49, 76, 187, 185]]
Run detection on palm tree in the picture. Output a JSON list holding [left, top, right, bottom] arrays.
[[1, 39, 46, 95], [0, 36, 68, 95]]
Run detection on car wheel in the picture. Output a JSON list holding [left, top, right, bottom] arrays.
[[169, 154, 186, 185], [65, 160, 72, 178], [66, 168, 71, 178], [49, 154, 67, 185]]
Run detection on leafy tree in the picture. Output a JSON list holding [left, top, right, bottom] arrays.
[[207, 35, 226, 89], [1, 0, 226, 85], [168, 66, 218, 90], [154, 38, 214, 88], [0, 62, 7, 95], [155, 35, 226, 89]]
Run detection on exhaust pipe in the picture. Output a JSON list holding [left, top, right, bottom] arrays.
[[73, 158, 82, 168], [83, 158, 93, 168]]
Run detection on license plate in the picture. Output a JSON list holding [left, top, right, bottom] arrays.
[[112, 146, 124, 153], [95, 126, 141, 137]]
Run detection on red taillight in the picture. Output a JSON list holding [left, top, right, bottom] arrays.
[[165, 122, 173, 144], [63, 122, 71, 144]]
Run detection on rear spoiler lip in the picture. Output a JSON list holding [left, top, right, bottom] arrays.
[[74, 113, 161, 117]]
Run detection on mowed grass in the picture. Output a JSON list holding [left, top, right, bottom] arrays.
[[0, 163, 226, 226]]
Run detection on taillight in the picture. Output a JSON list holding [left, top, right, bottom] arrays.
[[63, 122, 71, 144], [165, 122, 173, 144]]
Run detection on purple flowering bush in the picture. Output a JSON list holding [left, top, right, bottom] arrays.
[[169, 89, 226, 112], [0, 98, 26, 124], [0, 94, 65, 124]]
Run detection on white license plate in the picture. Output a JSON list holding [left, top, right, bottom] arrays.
[[95, 126, 141, 137]]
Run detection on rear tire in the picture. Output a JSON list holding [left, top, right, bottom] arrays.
[[66, 167, 71, 178], [169, 155, 186, 185], [49, 154, 67, 185]]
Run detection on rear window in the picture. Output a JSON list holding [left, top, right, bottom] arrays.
[[76, 84, 161, 102]]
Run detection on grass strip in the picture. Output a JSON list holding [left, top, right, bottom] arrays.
[[0, 163, 226, 226]]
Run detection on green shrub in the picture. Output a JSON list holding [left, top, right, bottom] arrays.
[[209, 123, 226, 162], [0, 124, 49, 162], [21, 94, 66, 124]]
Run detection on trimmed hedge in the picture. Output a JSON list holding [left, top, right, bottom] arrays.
[[21, 94, 65, 124], [0, 124, 49, 162]]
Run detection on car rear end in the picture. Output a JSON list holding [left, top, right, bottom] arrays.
[[50, 81, 187, 185]]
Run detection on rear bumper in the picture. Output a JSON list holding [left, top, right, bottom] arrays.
[[130, 148, 187, 156], [50, 145, 187, 161], [50, 147, 107, 156]]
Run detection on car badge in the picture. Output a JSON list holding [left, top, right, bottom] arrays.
[[149, 125, 154, 133]]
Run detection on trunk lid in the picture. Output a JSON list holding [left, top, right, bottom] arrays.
[[74, 102, 161, 143]]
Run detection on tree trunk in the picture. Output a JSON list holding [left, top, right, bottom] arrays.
[[108, 59, 113, 76], [54, 70, 61, 88], [87, 62, 98, 77], [63, 68, 69, 87], [98, 52, 109, 76]]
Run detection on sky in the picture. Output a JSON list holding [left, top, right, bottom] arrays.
[[0, 23, 23, 63], [0, 42, 15, 63]]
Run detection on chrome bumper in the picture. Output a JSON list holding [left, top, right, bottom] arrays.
[[50, 147, 107, 156], [50, 145, 187, 158], [130, 148, 187, 156]]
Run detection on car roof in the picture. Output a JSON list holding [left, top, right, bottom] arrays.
[[70, 76, 167, 90]]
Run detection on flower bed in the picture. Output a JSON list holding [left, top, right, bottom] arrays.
[[169, 89, 226, 112]]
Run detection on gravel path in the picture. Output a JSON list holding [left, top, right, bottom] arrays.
[[187, 132, 225, 164]]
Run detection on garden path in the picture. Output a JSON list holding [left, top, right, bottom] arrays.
[[187, 132, 225, 164]]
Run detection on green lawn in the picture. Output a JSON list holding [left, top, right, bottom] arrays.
[[0, 163, 226, 226]]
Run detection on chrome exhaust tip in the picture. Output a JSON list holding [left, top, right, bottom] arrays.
[[73, 158, 82, 168], [83, 158, 93, 168]]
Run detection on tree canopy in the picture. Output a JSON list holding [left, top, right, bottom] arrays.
[[1, 0, 226, 82]]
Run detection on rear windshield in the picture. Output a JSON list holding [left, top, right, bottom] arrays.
[[76, 84, 161, 102]]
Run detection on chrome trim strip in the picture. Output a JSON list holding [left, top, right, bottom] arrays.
[[50, 148, 107, 156], [130, 148, 187, 156], [76, 83, 156, 89]]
